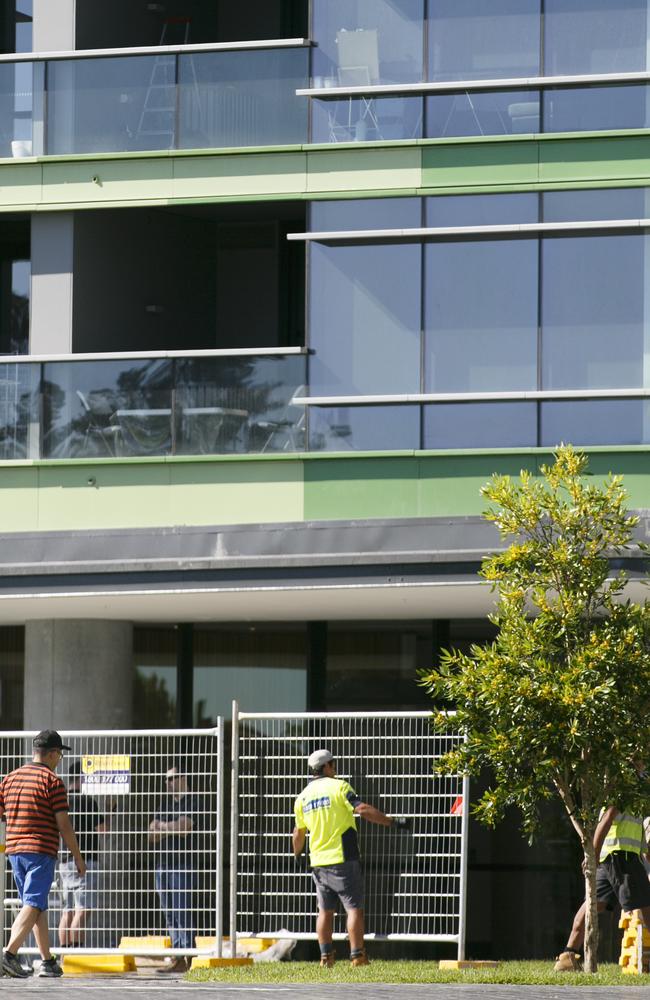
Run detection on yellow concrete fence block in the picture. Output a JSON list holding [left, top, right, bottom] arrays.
[[191, 957, 254, 969], [63, 954, 137, 975]]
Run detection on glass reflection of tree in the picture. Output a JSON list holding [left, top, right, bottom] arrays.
[[176, 356, 304, 455], [10, 290, 29, 355], [133, 671, 175, 728]]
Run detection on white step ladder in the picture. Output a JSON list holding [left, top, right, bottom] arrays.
[[136, 16, 201, 148]]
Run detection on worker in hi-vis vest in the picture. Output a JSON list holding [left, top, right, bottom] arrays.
[[292, 749, 410, 969], [554, 807, 650, 971]]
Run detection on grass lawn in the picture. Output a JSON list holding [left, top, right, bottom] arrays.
[[188, 959, 638, 986]]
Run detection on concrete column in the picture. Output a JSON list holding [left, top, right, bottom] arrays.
[[33, 0, 75, 51], [30, 214, 74, 355], [24, 620, 133, 730]]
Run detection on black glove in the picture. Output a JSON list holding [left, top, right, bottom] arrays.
[[391, 816, 411, 830]]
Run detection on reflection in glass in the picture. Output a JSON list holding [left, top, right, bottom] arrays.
[[543, 84, 649, 133], [0, 362, 38, 459], [543, 187, 646, 222], [193, 626, 306, 727], [426, 90, 539, 138], [312, 0, 424, 87], [134, 628, 176, 728], [424, 239, 538, 392], [310, 242, 421, 396], [0, 60, 35, 157], [312, 95, 422, 143], [542, 235, 646, 390], [311, 198, 421, 232], [48, 57, 172, 155], [42, 359, 173, 459], [544, 0, 649, 75], [541, 400, 645, 446], [309, 406, 419, 451], [327, 622, 433, 710], [175, 355, 307, 455], [424, 402, 537, 449], [428, 0, 540, 81], [426, 192, 538, 227], [179, 48, 308, 150]]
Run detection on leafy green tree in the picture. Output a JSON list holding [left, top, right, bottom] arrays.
[[419, 446, 650, 972]]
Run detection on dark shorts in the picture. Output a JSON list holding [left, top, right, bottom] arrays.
[[312, 859, 364, 912], [596, 853, 650, 912]]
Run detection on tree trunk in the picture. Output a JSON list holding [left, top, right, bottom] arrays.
[[583, 837, 599, 973]]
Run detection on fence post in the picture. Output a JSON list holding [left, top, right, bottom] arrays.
[[457, 773, 470, 961], [215, 719, 224, 958], [229, 701, 240, 957]]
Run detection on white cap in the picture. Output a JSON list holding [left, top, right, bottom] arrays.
[[308, 749, 333, 771]]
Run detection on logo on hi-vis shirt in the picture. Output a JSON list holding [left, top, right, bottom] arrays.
[[303, 795, 331, 814], [81, 755, 131, 795]]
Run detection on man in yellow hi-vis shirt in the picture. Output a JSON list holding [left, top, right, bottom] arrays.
[[292, 749, 409, 969], [554, 805, 650, 971]]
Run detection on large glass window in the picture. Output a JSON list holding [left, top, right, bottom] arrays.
[[42, 359, 173, 459], [424, 402, 537, 449], [541, 400, 647, 446], [544, 0, 650, 75], [179, 48, 308, 150], [428, 0, 541, 81], [0, 361, 38, 459], [309, 200, 422, 397], [309, 242, 421, 396], [134, 628, 176, 728], [424, 238, 538, 392], [541, 234, 649, 390], [193, 625, 306, 726], [326, 622, 433, 710], [426, 89, 540, 138], [543, 84, 649, 133], [308, 405, 420, 451], [542, 187, 647, 221], [312, 95, 423, 143], [0, 626, 23, 729], [426, 193, 538, 227], [311, 0, 424, 87], [47, 57, 166, 155]]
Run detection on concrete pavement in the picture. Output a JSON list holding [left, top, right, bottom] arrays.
[[1, 981, 650, 999]]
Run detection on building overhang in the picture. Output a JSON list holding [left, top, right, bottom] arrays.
[[0, 515, 646, 624]]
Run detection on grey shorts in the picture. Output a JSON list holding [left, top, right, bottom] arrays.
[[312, 860, 364, 912], [59, 859, 98, 912]]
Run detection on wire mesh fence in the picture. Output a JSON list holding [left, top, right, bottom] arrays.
[[231, 706, 468, 955], [0, 727, 224, 956]]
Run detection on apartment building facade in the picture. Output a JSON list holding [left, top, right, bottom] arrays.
[[0, 0, 647, 956]]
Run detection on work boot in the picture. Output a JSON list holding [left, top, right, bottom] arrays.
[[156, 956, 190, 974], [319, 950, 336, 968], [553, 950, 581, 972], [350, 950, 370, 967]]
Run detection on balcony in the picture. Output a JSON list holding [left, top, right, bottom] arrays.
[[0, 351, 307, 460], [0, 41, 309, 158]]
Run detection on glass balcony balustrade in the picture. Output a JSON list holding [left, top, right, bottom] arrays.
[[0, 354, 307, 460], [309, 0, 650, 142], [0, 45, 308, 158]]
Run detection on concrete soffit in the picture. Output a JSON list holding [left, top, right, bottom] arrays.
[[0, 515, 646, 623]]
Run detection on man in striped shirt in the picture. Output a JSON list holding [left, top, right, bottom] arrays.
[[0, 730, 86, 979]]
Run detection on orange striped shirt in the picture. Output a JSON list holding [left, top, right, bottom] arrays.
[[0, 763, 69, 857]]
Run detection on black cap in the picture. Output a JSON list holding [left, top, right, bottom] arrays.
[[33, 730, 71, 752]]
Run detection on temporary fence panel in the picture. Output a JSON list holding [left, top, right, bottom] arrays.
[[231, 705, 468, 957], [0, 727, 224, 956]]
